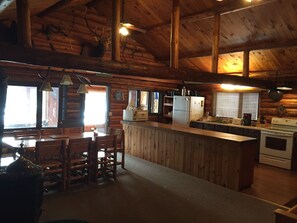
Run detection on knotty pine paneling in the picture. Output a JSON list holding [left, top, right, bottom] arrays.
[[123, 122, 256, 191]]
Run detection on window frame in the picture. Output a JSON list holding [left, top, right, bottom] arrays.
[[214, 91, 260, 120], [4, 81, 60, 130]]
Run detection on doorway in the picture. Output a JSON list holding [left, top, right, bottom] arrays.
[[83, 85, 109, 133]]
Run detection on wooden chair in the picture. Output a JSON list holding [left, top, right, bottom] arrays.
[[107, 128, 125, 169], [275, 204, 297, 223], [93, 135, 117, 180], [35, 140, 66, 191], [14, 129, 41, 161], [66, 137, 92, 188], [62, 127, 83, 134], [40, 128, 62, 136]]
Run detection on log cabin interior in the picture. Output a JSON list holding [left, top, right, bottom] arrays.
[[1, 0, 297, 222]]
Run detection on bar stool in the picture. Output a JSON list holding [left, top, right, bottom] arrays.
[[93, 135, 117, 180], [66, 137, 92, 188], [35, 140, 66, 191]]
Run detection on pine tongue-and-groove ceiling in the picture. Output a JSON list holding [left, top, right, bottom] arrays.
[[0, 0, 297, 84]]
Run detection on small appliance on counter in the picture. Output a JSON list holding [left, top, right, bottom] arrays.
[[123, 109, 148, 121], [242, 113, 252, 126], [232, 118, 242, 125]]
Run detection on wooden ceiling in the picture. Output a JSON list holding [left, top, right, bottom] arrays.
[[0, 0, 296, 84]]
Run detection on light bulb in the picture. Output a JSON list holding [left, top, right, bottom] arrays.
[[119, 26, 129, 36]]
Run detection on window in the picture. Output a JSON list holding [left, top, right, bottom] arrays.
[[4, 85, 59, 129], [42, 88, 59, 128], [4, 86, 37, 129], [150, 91, 160, 114], [140, 91, 149, 110], [215, 92, 259, 120], [128, 90, 162, 114], [83, 85, 108, 132]]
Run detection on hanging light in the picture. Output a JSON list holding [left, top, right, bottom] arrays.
[[77, 84, 88, 94], [119, 25, 129, 36], [60, 74, 73, 85], [39, 81, 53, 92]]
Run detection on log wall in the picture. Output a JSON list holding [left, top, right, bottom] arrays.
[[0, 63, 178, 129]]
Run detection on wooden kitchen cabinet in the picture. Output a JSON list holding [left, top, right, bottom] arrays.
[[229, 126, 245, 136], [215, 124, 229, 133], [203, 123, 215, 131]]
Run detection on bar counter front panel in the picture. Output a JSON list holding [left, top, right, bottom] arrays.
[[123, 121, 257, 191]]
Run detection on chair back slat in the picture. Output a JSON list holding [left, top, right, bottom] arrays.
[[94, 135, 116, 150], [35, 140, 65, 162], [68, 137, 91, 155]]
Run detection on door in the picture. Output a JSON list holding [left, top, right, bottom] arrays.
[[84, 85, 109, 133], [173, 96, 190, 112]]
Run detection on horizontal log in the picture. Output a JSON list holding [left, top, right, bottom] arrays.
[[0, 42, 274, 89]]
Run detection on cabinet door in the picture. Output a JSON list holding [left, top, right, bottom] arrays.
[[229, 127, 245, 136], [215, 124, 229, 133], [189, 121, 203, 129], [203, 123, 215, 131]]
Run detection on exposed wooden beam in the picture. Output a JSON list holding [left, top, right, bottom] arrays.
[[0, 0, 14, 14], [0, 42, 274, 89], [211, 14, 220, 73], [37, 0, 81, 18], [146, 0, 277, 33], [16, 0, 31, 47], [159, 39, 297, 61], [243, 50, 249, 77], [111, 0, 120, 61], [85, 0, 102, 8], [170, 0, 180, 69]]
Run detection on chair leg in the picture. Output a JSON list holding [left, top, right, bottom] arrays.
[[121, 151, 125, 169]]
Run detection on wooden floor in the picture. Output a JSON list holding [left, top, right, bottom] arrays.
[[242, 163, 297, 206]]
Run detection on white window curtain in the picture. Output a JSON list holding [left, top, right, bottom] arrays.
[[242, 93, 259, 120], [216, 92, 240, 118]]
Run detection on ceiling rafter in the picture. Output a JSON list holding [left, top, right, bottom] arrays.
[[146, 0, 278, 33]]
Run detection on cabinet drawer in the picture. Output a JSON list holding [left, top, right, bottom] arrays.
[[244, 129, 260, 138]]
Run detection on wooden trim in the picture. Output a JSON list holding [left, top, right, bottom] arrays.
[[16, 0, 32, 48], [211, 14, 220, 73], [170, 0, 180, 69], [243, 50, 250, 78], [112, 0, 121, 61]]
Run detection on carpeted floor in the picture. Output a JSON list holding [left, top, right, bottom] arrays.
[[40, 155, 280, 223]]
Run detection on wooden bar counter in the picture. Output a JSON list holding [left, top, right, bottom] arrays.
[[123, 121, 257, 191]]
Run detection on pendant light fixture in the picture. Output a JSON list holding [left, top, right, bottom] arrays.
[[60, 69, 73, 85], [77, 84, 89, 94], [39, 67, 53, 92]]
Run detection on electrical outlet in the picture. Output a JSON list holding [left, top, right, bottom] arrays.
[[109, 112, 112, 116]]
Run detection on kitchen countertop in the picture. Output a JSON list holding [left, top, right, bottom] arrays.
[[192, 120, 270, 131]]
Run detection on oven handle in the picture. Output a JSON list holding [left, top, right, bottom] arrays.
[[261, 131, 293, 138]]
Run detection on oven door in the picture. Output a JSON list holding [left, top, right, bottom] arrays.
[[260, 130, 293, 159]]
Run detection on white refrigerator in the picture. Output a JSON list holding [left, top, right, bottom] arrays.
[[172, 96, 205, 126]]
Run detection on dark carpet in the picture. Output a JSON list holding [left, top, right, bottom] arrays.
[[40, 155, 280, 223]]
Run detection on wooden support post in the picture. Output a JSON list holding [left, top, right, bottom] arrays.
[[0, 68, 7, 161], [16, 0, 32, 47], [243, 50, 250, 77], [112, 0, 121, 61], [211, 14, 220, 73], [170, 0, 180, 69]]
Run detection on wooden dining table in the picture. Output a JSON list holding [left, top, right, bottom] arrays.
[[1, 131, 108, 163]]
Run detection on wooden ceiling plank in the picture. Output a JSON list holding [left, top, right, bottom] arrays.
[[161, 38, 297, 61], [147, 0, 278, 33], [37, 0, 82, 18], [0, 0, 14, 14], [0, 42, 274, 89]]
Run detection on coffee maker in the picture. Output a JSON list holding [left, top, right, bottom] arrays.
[[242, 113, 252, 126]]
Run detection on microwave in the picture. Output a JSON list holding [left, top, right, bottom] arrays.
[[123, 109, 148, 121]]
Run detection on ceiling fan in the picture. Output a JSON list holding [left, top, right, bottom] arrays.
[[120, 0, 146, 35]]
